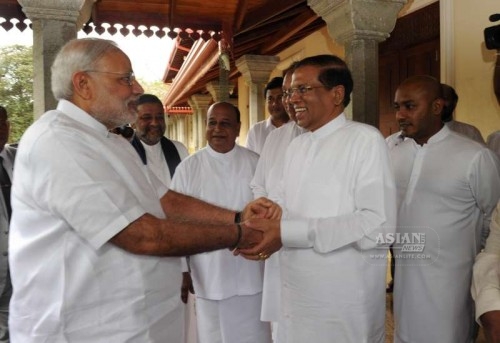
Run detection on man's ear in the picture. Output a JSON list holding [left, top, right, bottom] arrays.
[[332, 85, 345, 106], [73, 71, 92, 100], [432, 98, 445, 116]]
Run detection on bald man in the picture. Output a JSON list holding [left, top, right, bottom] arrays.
[[391, 75, 500, 343]]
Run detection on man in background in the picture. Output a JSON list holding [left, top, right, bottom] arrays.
[[441, 83, 485, 144], [391, 75, 500, 343], [131, 93, 189, 180], [250, 63, 304, 339], [130, 93, 195, 343], [171, 102, 271, 343], [246, 77, 289, 154], [0, 105, 15, 343]]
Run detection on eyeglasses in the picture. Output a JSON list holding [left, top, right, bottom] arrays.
[[284, 85, 325, 97], [84, 70, 136, 86]]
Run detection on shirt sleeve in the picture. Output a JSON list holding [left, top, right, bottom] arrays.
[[472, 251, 500, 322], [471, 200, 500, 322], [485, 203, 500, 254], [469, 149, 500, 247], [29, 130, 147, 250], [280, 132, 397, 253]]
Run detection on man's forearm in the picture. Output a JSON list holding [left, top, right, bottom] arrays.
[[110, 213, 260, 257], [161, 190, 235, 225]]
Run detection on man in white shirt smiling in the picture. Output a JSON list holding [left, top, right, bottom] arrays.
[[171, 102, 271, 343], [8, 38, 279, 343], [246, 77, 289, 154], [131, 93, 189, 183], [238, 54, 397, 343]]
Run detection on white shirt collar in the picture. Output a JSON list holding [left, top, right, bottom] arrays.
[[57, 100, 110, 138]]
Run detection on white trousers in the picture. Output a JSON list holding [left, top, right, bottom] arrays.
[[195, 293, 272, 343]]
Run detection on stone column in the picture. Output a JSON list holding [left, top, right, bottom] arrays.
[[189, 94, 212, 151], [18, 0, 95, 118], [185, 114, 194, 153], [308, 0, 406, 127], [206, 82, 235, 103], [235, 55, 279, 127], [177, 115, 187, 145], [168, 115, 178, 141]]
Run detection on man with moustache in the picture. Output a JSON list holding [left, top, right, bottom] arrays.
[[131, 93, 189, 184], [391, 75, 500, 343], [238, 54, 396, 343], [8, 38, 278, 343], [170, 102, 271, 343]]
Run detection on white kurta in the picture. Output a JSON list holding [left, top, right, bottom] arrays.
[[276, 114, 397, 343], [170, 144, 270, 343], [170, 144, 263, 299], [250, 120, 305, 322], [391, 126, 500, 343], [9, 100, 184, 343], [246, 118, 276, 154]]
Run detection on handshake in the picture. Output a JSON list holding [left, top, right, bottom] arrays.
[[235, 197, 283, 261]]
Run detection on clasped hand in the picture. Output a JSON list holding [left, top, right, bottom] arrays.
[[236, 197, 283, 261]]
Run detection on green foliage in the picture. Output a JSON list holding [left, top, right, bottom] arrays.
[[0, 45, 34, 144], [139, 79, 169, 100]]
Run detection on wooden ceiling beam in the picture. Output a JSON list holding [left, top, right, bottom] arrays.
[[233, 0, 249, 32], [261, 8, 318, 54], [237, 0, 305, 35], [163, 39, 219, 107]]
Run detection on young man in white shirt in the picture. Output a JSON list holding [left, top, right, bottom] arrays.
[[391, 75, 500, 343], [245, 77, 289, 154]]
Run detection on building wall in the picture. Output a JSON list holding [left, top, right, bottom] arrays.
[[451, 0, 500, 138]]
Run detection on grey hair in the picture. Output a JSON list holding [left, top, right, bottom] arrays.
[[51, 38, 121, 100]]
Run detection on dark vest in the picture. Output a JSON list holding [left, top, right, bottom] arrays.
[[130, 135, 182, 177]]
